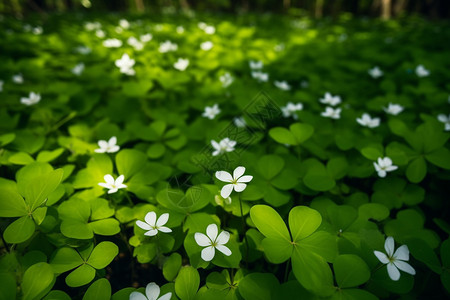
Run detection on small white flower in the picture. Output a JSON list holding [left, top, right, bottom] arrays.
[[383, 103, 404, 115], [12, 74, 23, 84], [321, 107, 341, 119], [20, 92, 41, 106], [233, 117, 246, 128], [176, 26, 184, 34], [84, 21, 101, 31], [203, 25, 215, 35], [220, 73, 234, 88], [140, 33, 153, 43], [251, 71, 269, 82], [136, 212, 172, 237], [357, 113, 380, 128], [115, 26, 123, 34], [202, 104, 221, 120], [274, 80, 291, 91], [374, 236, 415, 281], [103, 38, 123, 48], [211, 138, 236, 156], [98, 174, 127, 194], [129, 282, 172, 300], [281, 102, 303, 119], [195, 224, 231, 262], [368, 66, 383, 78], [415, 65, 430, 77], [274, 43, 285, 52], [373, 157, 398, 177], [249, 60, 263, 70], [71, 63, 85, 76], [215, 166, 253, 198], [319, 92, 341, 106], [200, 41, 213, 51], [127, 37, 144, 51], [437, 114, 450, 131], [159, 40, 178, 53], [95, 29, 105, 38], [115, 54, 135, 76], [174, 58, 189, 71], [94, 136, 120, 153], [119, 19, 130, 29], [75, 46, 91, 55], [32, 26, 43, 35], [0, 80, 4, 92]]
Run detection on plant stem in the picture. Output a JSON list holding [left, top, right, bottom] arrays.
[[239, 194, 249, 268], [284, 258, 291, 282]]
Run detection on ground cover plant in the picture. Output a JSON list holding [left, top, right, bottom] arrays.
[[0, 11, 449, 300]]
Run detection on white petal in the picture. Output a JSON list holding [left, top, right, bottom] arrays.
[[117, 183, 127, 189], [233, 166, 245, 180], [129, 291, 147, 300], [98, 140, 108, 149], [158, 292, 172, 300], [386, 165, 398, 172], [215, 171, 233, 182], [394, 260, 415, 275], [94, 148, 106, 153], [201, 246, 215, 261], [145, 212, 157, 226], [374, 250, 389, 264], [216, 245, 232, 256], [211, 140, 220, 150], [104, 174, 115, 185], [373, 162, 381, 172], [206, 223, 218, 241], [195, 233, 211, 247], [393, 245, 409, 261], [385, 237, 395, 256], [146, 282, 160, 300], [156, 213, 169, 227], [115, 175, 125, 185], [108, 188, 118, 194], [237, 175, 253, 183], [387, 263, 401, 281], [108, 136, 117, 146], [377, 170, 387, 177], [220, 184, 234, 198], [382, 157, 393, 166], [233, 183, 247, 192], [108, 145, 120, 153], [158, 226, 172, 233], [144, 229, 158, 236], [98, 182, 110, 188], [136, 220, 152, 230], [216, 231, 230, 245]]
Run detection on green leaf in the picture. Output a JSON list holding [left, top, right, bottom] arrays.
[[408, 239, 441, 274], [175, 266, 200, 300], [299, 231, 337, 262], [0, 188, 27, 217], [122, 80, 153, 97], [73, 154, 112, 188], [269, 127, 297, 145], [334, 254, 370, 288], [289, 206, 322, 242], [66, 264, 96, 287], [0, 272, 16, 300], [89, 219, 121, 236], [250, 205, 290, 241], [4, 216, 35, 244], [257, 155, 284, 180], [303, 160, 335, 191], [0, 132, 15, 147], [116, 149, 147, 179], [406, 157, 427, 183], [290, 123, 314, 144], [82, 278, 111, 300], [425, 147, 450, 169], [43, 290, 71, 300], [87, 241, 119, 269], [8, 152, 35, 165], [360, 145, 383, 160], [163, 253, 182, 281], [22, 262, 55, 300], [238, 273, 280, 300], [147, 143, 166, 159], [261, 237, 292, 263], [36, 148, 65, 163], [50, 247, 83, 273]]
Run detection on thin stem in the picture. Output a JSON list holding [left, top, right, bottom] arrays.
[[48, 111, 77, 133], [284, 258, 291, 282], [239, 194, 249, 268]]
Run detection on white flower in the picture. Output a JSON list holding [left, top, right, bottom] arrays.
[[115, 54, 135, 76], [200, 41, 213, 51], [136, 212, 172, 237], [176, 26, 184, 34], [195, 224, 231, 262], [12, 74, 23, 84], [0, 80, 3, 92], [75, 46, 91, 55], [319, 92, 341, 106], [129, 282, 172, 300], [357, 113, 380, 128], [415, 65, 430, 77], [32, 26, 43, 35], [249, 60, 263, 70], [321, 107, 341, 119], [95, 29, 105, 38], [140, 33, 153, 42], [281, 102, 303, 119], [211, 138, 236, 156], [368, 66, 383, 78], [115, 26, 123, 34], [215, 166, 253, 198], [220, 73, 234, 88], [251, 71, 269, 82], [98, 174, 127, 194], [203, 25, 215, 35], [374, 236, 415, 281], [233, 117, 246, 128], [103, 38, 123, 48], [274, 43, 285, 52], [84, 21, 101, 31], [127, 37, 144, 51], [94, 136, 120, 153], [202, 104, 221, 120], [20, 92, 41, 106], [174, 58, 189, 71], [383, 103, 404, 115], [119, 19, 130, 29], [373, 157, 398, 177], [274, 80, 291, 91], [71, 63, 85, 76], [437, 114, 450, 131], [159, 40, 178, 53]]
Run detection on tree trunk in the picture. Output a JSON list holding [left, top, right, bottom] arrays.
[[315, 0, 324, 18], [381, 0, 391, 19]]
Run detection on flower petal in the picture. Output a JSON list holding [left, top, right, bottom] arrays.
[[156, 213, 169, 227], [233, 183, 247, 192], [201, 246, 215, 261], [216, 245, 232, 256], [194, 233, 211, 247], [108, 188, 118, 194], [145, 212, 157, 226], [98, 182, 110, 188], [206, 223, 218, 241], [377, 170, 387, 178], [94, 148, 106, 153], [158, 292, 172, 300], [374, 250, 389, 264], [129, 291, 147, 300], [104, 174, 115, 184], [215, 171, 233, 182], [158, 226, 172, 233], [216, 231, 230, 245], [237, 175, 253, 183], [211, 140, 220, 149], [136, 220, 152, 231], [394, 260, 415, 275], [384, 237, 395, 256], [220, 184, 234, 198], [144, 229, 158, 236], [115, 175, 125, 185], [98, 140, 108, 149], [146, 282, 160, 300], [108, 145, 120, 153], [233, 166, 245, 180], [108, 136, 117, 146], [393, 245, 409, 261], [387, 263, 401, 281]]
